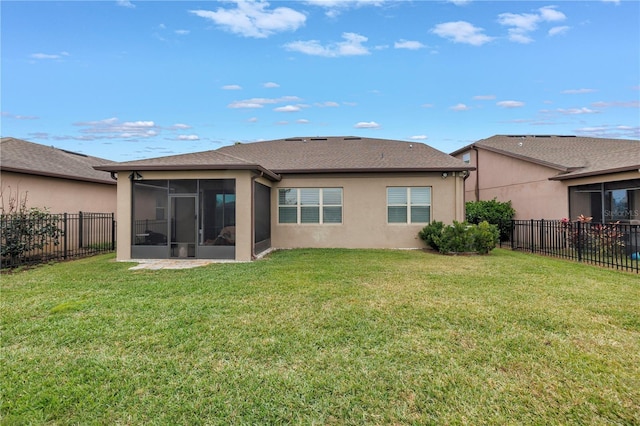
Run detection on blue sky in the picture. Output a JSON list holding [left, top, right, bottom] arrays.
[[2, 0, 639, 161]]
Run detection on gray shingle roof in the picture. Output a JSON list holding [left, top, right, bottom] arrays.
[[95, 148, 281, 180], [217, 136, 471, 173], [95, 136, 473, 178], [1, 137, 116, 184], [451, 135, 640, 180]]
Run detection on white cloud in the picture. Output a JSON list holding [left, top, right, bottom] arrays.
[[498, 6, 567, 43], [284, 32, 370, 57], [473, 95, 496, 100], [450, 103, 471, 111], [548, 26, 570, 36], [1, 111, 39, 120], [190, 1, 306, 39], [177, 134, 200, 141], [73, 117, 159, 140], [222, 84, 243, 90], [116, 0, 135, 8], [354, 121, 381, 128], [409, 135, 428, 140], [557, 107, 599, 115], [539, 6, 566, 22], [297, 119, 310, 124], [447, 0, 472, 5], [562, 88, 596, 94], [170, 123, 191, 130], [30, 52, 69, 60], [305, 0, 385, 18], [316, 101, 340, 107], [497, 100, 525, 108], [431, 21, 494, 46], [247, 117, 258, 122], [228, 95, 302, 109], [263, 82, 280, 88], [421, 103, 434, 108], [274, 105, 301, 112], [174, 29, 190, 35], [394, 39, 425, 50], [591, 100, 639, 108]]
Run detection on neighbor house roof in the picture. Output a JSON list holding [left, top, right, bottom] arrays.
[[450, 135, 640, 180], [1, 137, 116, 184], [95, 136, 474, 178], [95, 149, 282, 181]]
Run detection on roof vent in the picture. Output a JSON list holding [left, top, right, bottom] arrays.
[[285, 138, 303, 141], [343, 137, 361, 141], [59, 148, 88, 157], [310, 137, 327, 141]]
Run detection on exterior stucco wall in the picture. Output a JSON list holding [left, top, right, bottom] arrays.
[[1, 171, 116, 214], [271, 172, 465, 250], [114, 170, 255, 262], [454, 149, 568, 220]]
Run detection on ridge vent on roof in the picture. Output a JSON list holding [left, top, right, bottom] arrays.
[[285, 138, 303, 141], [59, 148, 88, 157], [310, 137, 327, 141], [343, 137, 361, 140]]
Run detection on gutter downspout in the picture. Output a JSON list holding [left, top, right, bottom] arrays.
[[472, 146, 480, 201]]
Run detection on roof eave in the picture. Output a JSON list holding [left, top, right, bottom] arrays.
[[93, 164, 282, 181], [2, 166, 116, 185], [549, 165, 640, 181], [273, 166, 476, 174], [473, 144, 571, 172]]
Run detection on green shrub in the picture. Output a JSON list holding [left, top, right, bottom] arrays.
[[439, 221, 474, 253], [418, 220, 499, 254], [418, 221, 445, 251], [470, 221, 500, 254], [465, 199, 515, 241]]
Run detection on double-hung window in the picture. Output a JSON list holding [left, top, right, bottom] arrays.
[[278, 188, 343, 224], [387, 187, 431, 223]]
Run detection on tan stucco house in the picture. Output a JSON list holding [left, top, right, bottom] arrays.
[[451, 135, 640, 222], [1, 137, 116, 214], [95, 136, 474, 262]]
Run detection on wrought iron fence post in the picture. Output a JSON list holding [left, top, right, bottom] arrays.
[[111, 213, 116, 251], [510, 220, 515, 250], [540, 219, 545, 251], [530, 219, 534, 253], [576, 220, 582, 262], [78, 211, 83, 249], [63, 213, 68, 260]]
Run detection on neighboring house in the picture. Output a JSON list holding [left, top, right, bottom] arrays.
[[95, 136, 474, 262], [1, 137, 117, 214], [451, 135, 640, 222]]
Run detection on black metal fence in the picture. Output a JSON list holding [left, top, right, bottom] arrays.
[[509, 219, 639, 273], [1, 211, 116, 269]]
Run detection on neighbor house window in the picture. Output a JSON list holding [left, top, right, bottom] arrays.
[[278, 188, 343, 224], [462, 152, 471, 164], [387, 187, 431, 224]]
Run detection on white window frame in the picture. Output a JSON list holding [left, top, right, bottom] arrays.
[[387, 187, 431, 224], [278, 188, 343, 224]]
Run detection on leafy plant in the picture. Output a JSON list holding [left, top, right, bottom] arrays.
[[0, 187, 63, 267], [418, 221, 445, 251], [466, 198, 515, 242], [419, 220, 499, 254]]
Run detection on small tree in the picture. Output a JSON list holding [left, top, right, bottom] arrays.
[[1, 187, 63, 267], [466, 198, 515, 242]]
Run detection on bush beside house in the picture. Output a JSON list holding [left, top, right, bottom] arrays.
[[465, 199, 515, 241], [419, 221, 499, 254]]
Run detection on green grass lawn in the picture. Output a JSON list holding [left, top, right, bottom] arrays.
[[2, 249, 639, 425]]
